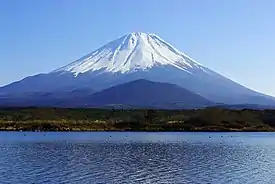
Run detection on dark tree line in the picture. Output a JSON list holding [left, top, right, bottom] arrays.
[[0, 107, 274, 131]]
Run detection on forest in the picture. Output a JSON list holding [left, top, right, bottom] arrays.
[[0, 107, 275, 132]]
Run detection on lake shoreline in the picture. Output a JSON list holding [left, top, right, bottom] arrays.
[[0, 127, 274, 132], [0, 107, 275, 132]]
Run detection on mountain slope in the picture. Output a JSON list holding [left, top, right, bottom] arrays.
[[0, 88, 95, 107], [0, 32, 274, 106], [54, 32, 205, 75], [60, 79, 213, 109], [0, 32, 206, 94]]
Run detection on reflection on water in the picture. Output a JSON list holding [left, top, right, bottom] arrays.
[[0, 132, 275, 184]]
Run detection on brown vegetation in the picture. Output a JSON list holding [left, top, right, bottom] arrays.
[[0, 107, 274, 132]]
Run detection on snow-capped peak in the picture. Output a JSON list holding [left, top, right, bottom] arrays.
[[53, 32, 205, 75]]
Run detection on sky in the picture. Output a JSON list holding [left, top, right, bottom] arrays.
[[1, 0, 275, 96]]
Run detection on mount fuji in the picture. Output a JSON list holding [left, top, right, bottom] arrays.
[[1, 32, 275, 107]]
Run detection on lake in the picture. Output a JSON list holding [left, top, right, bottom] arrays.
[[0, 132, 275, 184]]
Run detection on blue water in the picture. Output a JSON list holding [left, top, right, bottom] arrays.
[[0, 132, 275, 184]]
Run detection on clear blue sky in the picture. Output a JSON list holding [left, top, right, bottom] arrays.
[[1, 0, 275, 96]]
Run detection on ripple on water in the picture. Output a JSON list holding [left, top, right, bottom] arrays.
[[0, 132, 275, 184]]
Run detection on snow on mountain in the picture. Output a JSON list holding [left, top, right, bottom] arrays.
[[1, 32, 275, 106], [53, 32, 206, 75]]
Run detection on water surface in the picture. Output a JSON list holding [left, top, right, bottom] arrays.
[[0, 132, 275, 184]]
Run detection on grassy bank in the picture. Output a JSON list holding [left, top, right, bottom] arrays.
[[0, 107, 275, 132]]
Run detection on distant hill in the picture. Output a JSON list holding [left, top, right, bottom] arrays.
[[214, 104, 275, 110], [60, 79, 213, 109]]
